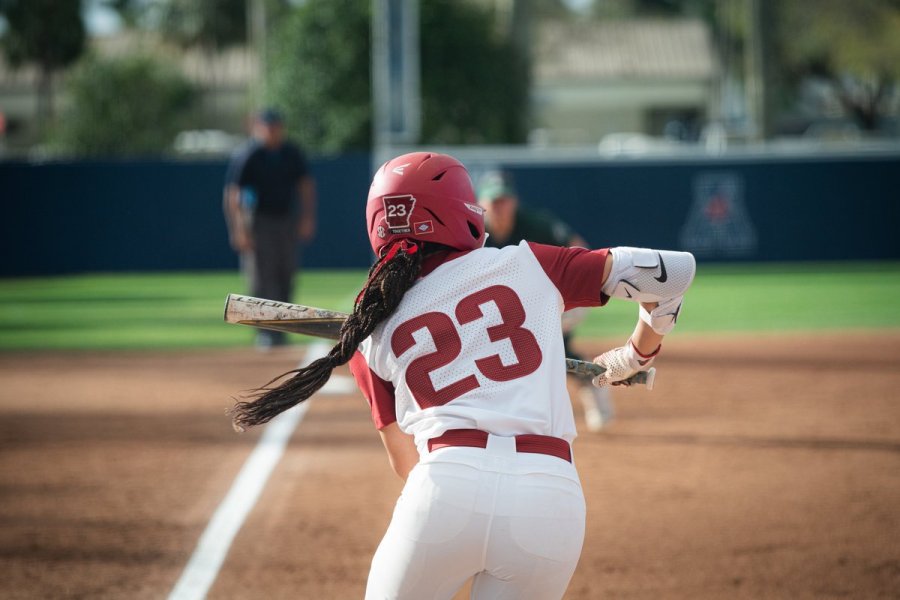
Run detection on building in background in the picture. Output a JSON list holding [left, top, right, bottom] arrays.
[[531, 19, 717, 147]]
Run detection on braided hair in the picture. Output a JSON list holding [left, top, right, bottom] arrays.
[[229, 240, 424, 431]]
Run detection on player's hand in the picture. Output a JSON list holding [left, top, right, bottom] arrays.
[[298, 218, 316, 243], [591, 341, 657, 387], [231, 229, 253, 252]]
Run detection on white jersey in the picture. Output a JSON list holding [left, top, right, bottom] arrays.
[[350, 240, 609, 455]]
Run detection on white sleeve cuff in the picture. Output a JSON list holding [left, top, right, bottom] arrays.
[[639, 296, 683, 335]]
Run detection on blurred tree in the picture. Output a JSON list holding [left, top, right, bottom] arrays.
[[105, 0, 291, 50], [266, 0, 529, 152], [266, 0, 372, 153], [533, 0, 574, 19], [774, 0, 900, 133], [584, 0, 900, 136], [53, 54, 196, 156], [105, 0, 291, 118], [419, 0, 530, 144], [0, 0, 86, 123], [155, 0, 247, 50], [104, 0, 146, 29], [588, 0, 690, 18], [685, 0, 899, 136]]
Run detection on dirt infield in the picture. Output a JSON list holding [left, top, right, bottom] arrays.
[[1, 332, 898, 599]]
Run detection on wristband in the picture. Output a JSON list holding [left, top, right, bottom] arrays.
[[629, 339, 661, 364]]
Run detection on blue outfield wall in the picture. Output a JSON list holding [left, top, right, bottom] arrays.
[[0, 154, 374, 276], [0, 151, 897, 276], [500, 153, 900, 262]]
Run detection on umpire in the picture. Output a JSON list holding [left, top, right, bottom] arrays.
[[224, 108, 317, 350]]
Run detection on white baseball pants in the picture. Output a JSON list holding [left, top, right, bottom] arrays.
[[365, 435, 586, 600]]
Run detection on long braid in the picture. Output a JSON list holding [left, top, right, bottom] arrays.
[[229, 241, 424, 431]]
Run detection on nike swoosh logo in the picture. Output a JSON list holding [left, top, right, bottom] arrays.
[[668, 301, 683, 323], [620, 280, 639, 298], [637, 358, 651, 366], [654, 252, 668, 283]]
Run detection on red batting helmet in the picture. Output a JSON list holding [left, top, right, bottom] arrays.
[[366, 152, 486, 257]]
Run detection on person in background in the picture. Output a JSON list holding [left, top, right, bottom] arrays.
[[223, 108, 317, 350], [477, 170, 614, 431]]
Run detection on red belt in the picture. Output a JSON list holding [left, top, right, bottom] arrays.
[[427, 429, 572, 463]]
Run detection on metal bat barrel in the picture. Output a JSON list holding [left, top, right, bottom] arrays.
[[224, 294, 346, 339]]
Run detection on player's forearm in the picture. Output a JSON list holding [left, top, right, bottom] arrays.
[[299, 177, 317, 221], [632, 304, 664, 356], [224, 185, 245, 235], [591, 248, 694, 386]]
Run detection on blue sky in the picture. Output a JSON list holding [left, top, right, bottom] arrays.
[[84, 0, 124, 36]]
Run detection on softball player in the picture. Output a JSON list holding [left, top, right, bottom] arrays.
[[230, 152, 695, 599]]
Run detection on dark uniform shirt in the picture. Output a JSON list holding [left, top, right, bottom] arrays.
[[226, 140, 309, 217]]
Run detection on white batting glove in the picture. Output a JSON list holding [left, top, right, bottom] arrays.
[[591, 341, 660, 387]]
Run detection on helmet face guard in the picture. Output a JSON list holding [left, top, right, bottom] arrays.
[[366, 152, 486, 257]]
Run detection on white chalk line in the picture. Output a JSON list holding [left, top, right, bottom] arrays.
[[168, 341, 331, 600]]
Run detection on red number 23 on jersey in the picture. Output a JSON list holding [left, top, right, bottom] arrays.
[[390, 285, 543, 409]]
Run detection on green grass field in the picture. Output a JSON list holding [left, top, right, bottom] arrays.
[[0, 262, 898, 351]]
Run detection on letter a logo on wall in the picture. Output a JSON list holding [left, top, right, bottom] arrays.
[[383, 195, 416, 234], [679, 172, 757, 258]]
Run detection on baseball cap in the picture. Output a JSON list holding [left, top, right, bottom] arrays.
[[476, 171, 517, 203], [257, 107, 284, 125]]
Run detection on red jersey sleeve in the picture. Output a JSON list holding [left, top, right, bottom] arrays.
[[528, 242, 610, 310], [348, 350, 397, 429]]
